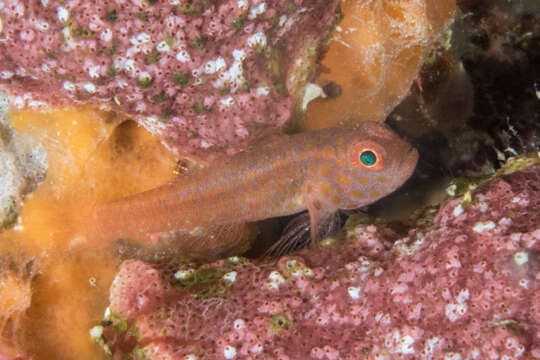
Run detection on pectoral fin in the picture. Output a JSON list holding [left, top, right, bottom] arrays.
[[305, 194, 338, 245], [265, 182, 341, 258]]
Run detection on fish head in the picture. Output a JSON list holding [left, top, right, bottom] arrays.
[[336, 122, 419, 209]]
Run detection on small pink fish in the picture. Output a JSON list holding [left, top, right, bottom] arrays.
[[86, 122, 418, 253]]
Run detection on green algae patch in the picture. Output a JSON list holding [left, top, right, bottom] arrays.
[[132, 347, 148, 360], [446, 152, 540, 201], [270, 313, 292, 333], [497, 152, 540, 176], [101, 311, 128, 332], [174, 266, 232, 299]]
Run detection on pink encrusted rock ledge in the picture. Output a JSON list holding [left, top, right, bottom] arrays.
[[94, 157, 540, 359], [0, 0, 340, 157]]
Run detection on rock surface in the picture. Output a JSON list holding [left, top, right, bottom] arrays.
[[96, 155, 540, 359], [0, 92, 47, 230], [0, 0, 340, 157]]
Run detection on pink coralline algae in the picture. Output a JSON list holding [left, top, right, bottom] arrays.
[[95, 161, 540, 359], [0, 0, 340, 156]]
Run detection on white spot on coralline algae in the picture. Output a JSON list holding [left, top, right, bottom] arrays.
[[220, 97, 235, 107], [250, 343, 263, 354], [184, 355, 199, 360], [237, 0, 248, 10], [279, 15, 287, 27], [478, 202, 489, 212], [82, 82, 96, 93], [247, 32, 267, 48], [514, 251, 528, 266], [456, 288, 469, 303], [176, 50, 191, 63], [88, 65, 101, 79], [348, 286, 361, 299], [256, 86, 270, 96], [422, 337, 440, 359], [265, 271, 285, 290], [385, 329, 415, 355], [223, 271, 237, 283], [0, 71, 13, 79], [233, 49, 246, 61], [41, 0, 49, 6], [63, 81, 75, 92], [57, 6, 69, 23], [248, 2, 266, 19], [205, 56, 227, 74], [100, 28, 113, 43], [394, 238, 424, 257], [213, 50, 246, 92], [130, 32, 151, 45], [12, 96, 24, 109], [233, 319, 245, 330], [34, 21, 49, 31], [223, 345, 237, 359], [61, 27, 76, 50], [444, 353, 462, 360], [453, 204, 464, 217], [156, 41, 171, 52], [445, 289, 469, 322], [519, 279, 529, 289], [472, 221, 495, 233]]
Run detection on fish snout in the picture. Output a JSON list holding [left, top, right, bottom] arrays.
[[403, 145, 419, 176]]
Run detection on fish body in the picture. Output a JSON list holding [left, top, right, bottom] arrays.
[[89, 122, 418, 246]]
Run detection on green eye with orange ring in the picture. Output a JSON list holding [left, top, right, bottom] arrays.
[[360, 150, 377, 167], [350, 141, 385, 171]]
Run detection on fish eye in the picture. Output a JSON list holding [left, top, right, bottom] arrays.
[[359, 150, 377, 167], [350, 141, 385, 171]]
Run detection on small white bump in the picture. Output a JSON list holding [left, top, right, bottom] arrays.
[[220, 97, 235, 106], [256, 86, 270, 96], [223, 271, 237, 283], [57, 6, 69, 23], [247, 32, 267, 48], [348, 286, 362, 299], [233, 319, 245, 330], [248, 2, 266, 20], [452, 204, 464, 217], [100, 28, 113, 43], [223, 345, 237, 359], [0, 71, 13, 79], [157, 41, 171, 52], [82, 82, 96, 93], [34, 21, 49, 31], [514, 252, 528, 266], [472, 221, 495, 233], [63, 81, 76, 92], [176, 50, 191, 63], [174, 269, 195, 280]]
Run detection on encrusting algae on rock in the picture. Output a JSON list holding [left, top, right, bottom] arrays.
[[95, 153, 540, 359], [0, 0, 342, 157], [0, 0, 462, 359]]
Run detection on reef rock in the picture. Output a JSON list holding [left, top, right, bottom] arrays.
[[95, 155, 540, 359], [0, 0, 340, 156], [0, 92, 47, 230]]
